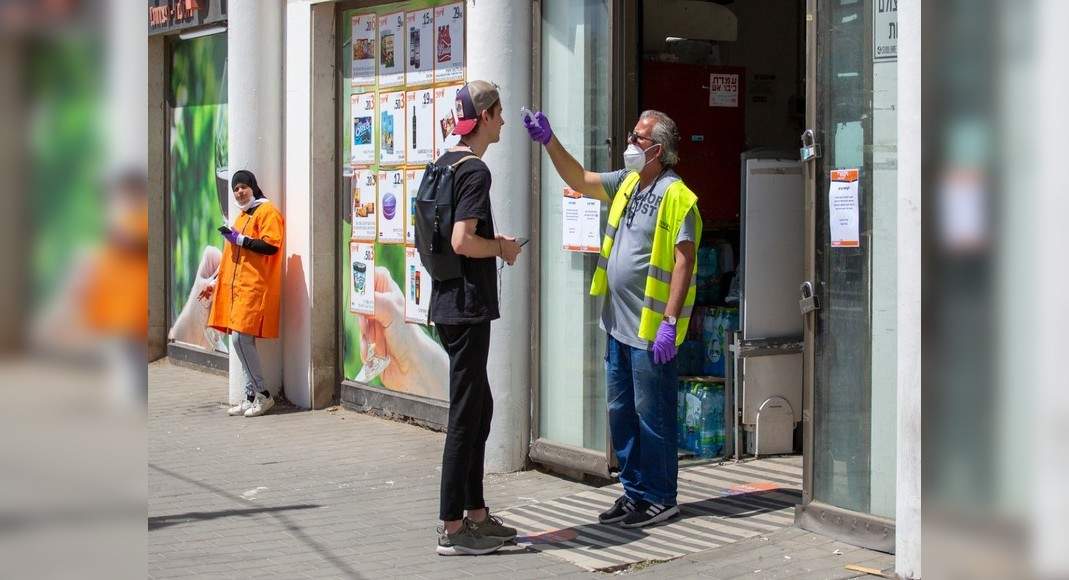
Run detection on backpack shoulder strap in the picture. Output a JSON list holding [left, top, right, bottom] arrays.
[[449, 154, 481, 170]]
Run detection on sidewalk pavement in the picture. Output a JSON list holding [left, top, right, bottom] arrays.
[[149, 360, 893, 579]]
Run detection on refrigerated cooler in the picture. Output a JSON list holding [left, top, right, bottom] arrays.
[[729, 149, 805, 457]]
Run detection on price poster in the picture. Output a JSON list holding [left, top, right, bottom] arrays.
[[351, 92, 376, 165], [351, 169, 377, 241], [378, 11, 405, 88], [404, 247, 431, 325], [377, 169, 406, 244], [829, 169, 861, 248], [379, 91, 407, 166], [406, 167, 425, 244], [405, 8, 435, 86], [350, 242, 375, 315], [433, 3, 465, 83], [351, 14, 376, 86], [561, 193, 602, 253], [406, 88, 434, 164], [434, 84, 463, 157]]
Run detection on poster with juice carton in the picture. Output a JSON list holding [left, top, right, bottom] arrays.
[[379, 91, 407, 165]]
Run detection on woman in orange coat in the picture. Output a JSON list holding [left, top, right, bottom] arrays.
[[202, 170, 284, 417]]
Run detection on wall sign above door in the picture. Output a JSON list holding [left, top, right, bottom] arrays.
[[148, 0, 226, 36]]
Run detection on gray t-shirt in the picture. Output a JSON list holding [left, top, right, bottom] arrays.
[[599, 169, 698, 350]]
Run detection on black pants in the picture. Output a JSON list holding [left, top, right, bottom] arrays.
[[437, 321, 494, 521]]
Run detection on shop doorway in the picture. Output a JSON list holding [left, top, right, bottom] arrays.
[[631, 0, 807, 464]]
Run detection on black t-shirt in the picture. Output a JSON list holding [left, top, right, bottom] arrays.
[[428, 150, 500, 325]]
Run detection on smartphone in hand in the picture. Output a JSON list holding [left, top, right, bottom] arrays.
[[217, 225, 231, 235]]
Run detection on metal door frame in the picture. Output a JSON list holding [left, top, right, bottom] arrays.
[[527, 0, 637, 479], [794, 0, 896, 553]]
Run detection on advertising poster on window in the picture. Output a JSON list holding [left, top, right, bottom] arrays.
[[167, 32, 230, 354], [406, 88, 434, 164], [351, 92, 376, 165], [829, 169, 861, 248], [351, 169, 377, 241], [378, 11, 405, 88], [379, 91, 407, 166], [351, 13, 376, 86], [434, 84, 463, 157], [406, 8, 434, 86], [433, 2, 465, 83], [377, 169, 406, 244], [404, 248, 432, 325], [350, 242, 375, 315], [406, 167, 425, 245]]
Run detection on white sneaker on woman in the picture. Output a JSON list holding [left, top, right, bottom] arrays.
[[244, 393, 274, 417], [227, 399, 253, 416]]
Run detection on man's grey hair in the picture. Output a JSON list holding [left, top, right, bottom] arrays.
[[640, 110, 680, 168]]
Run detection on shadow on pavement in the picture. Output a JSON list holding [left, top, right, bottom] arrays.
[[148, 504, 321, 530]]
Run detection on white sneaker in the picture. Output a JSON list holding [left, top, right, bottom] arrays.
[[228, 399, 253, 416], [244, 393, 275, 417]]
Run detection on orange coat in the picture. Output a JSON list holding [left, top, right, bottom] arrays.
[[208, 201, 284, 338]]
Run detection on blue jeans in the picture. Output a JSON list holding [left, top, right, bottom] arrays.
[[606, 334, 679, 506]]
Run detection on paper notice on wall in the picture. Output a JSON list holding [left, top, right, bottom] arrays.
[[379, 91, 407, 165], [406, 8, 435, 86], [562, 192, 602, 253], [377, 169, 406, 244], [406, 88, 434, 164], [709, 73, 739, 108], [351, 92, 376, 165], [351, 169, 377, 241], [406, 167, 424, 245], [434, 84, 463, 157], [829, 169, 861, 248], [404, 247, 431, 325], [378, 11, 405, 88], [433, 2, 465, 83], [351, 13, 377, 86], [350, 242, 375, 314]]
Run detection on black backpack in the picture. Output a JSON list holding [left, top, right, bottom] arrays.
[[414, 154, 480, 281]]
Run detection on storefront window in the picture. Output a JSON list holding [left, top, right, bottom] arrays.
[[337, 1, 471, 404], [538, 0, 612, 451]]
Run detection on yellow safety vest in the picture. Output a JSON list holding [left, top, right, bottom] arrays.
[[590, 171, 702, 345]]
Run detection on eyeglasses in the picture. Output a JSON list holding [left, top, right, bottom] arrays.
[[627, 131, 656, 145]]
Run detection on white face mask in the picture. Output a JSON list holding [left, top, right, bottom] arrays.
[[235, 196, 264, 212], [623, 142, 660, 173]]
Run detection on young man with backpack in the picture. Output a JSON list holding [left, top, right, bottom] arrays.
[[423, 80, 523, 556]]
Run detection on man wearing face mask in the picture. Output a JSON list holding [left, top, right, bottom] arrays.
[[524, 110, 700, 528]]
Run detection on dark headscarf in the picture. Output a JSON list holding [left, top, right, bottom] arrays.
[[231, 169, 265, 199]]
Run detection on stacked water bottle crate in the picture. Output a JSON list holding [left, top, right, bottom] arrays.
[[677, 377, 725, 458]]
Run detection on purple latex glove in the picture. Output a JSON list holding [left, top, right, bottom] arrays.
[[221, 227, 241, 246], [652, 321, 678, 365], [523, 111, 553, 145]]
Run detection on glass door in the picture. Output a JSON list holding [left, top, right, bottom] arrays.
[[802, 0, 897, 525]]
